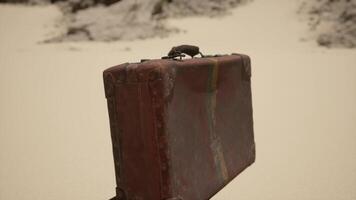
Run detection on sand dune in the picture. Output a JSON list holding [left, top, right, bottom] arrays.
[[1, 0, 356, 200]]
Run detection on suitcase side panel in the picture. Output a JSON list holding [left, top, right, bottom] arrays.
[[104, 64, 128, 197], [104, 62, 179, 200], [165, 55, 255, 199], [117, 82, 162, 200], [104, 65, 165, 200], [166, 60, 224, 200], [212, 55, 255, 196], [218, 54, 255, 170]]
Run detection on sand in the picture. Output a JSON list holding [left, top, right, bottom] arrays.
[[1, 0, 356, 200]]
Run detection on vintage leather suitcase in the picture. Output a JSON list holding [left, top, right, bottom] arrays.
[[103, 45, 255, 200]]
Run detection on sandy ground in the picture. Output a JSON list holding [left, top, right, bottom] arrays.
[[1, 0, 356, 199]]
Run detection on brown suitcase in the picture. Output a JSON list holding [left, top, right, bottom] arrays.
[[103, 45, 255, 200]]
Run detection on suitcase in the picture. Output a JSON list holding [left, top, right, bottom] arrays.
[[103, 45, 255, 200]]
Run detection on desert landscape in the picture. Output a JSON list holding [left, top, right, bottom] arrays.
[[0, 0, 356, 199]]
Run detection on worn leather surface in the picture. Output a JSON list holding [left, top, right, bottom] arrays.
[[103, 54, 255, 200]]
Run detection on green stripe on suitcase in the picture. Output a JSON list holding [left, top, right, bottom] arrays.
[[206, 58, 229, 184]]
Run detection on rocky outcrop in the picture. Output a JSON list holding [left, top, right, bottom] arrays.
[[60, 0, 175, 41], [0, 0, 248, 42], [55, 0, 248, 42], [0, 0, 121, 11], [300, 0, 356, 48]]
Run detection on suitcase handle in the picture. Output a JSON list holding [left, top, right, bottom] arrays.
[[163, 45, 204, 59]]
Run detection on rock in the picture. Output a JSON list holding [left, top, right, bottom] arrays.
[[49, 0, 248, 41], [1, 0, 248, 42], [300, 0, 356, 48]]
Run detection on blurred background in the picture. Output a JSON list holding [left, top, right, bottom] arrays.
[[0, 0, 355, 199]]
